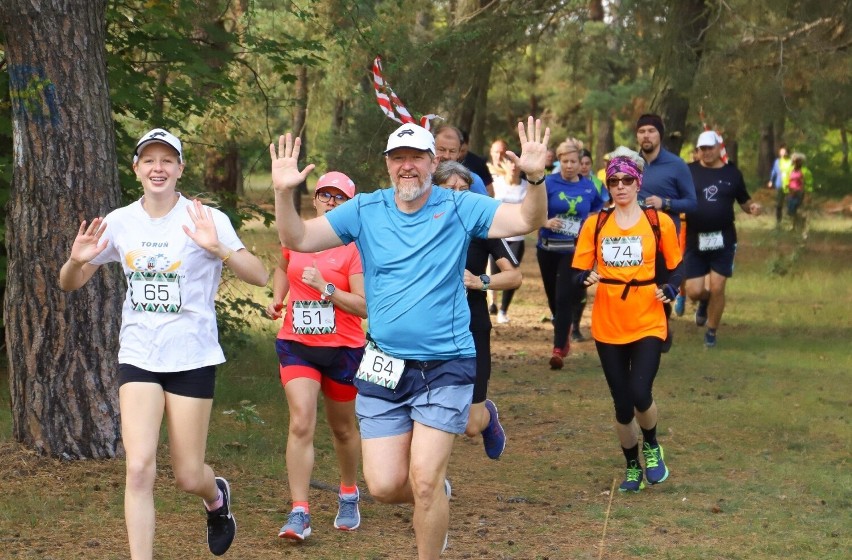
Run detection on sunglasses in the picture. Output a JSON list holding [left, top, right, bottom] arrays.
[[315, 191, 348, 202], [606, 176, 637, 188]]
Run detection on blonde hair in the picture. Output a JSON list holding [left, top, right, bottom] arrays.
[[556, 138, 583, 159]]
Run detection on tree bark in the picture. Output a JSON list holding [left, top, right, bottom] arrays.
[[758, 121, 774, 182], [649, 0, 713, 155], [293, 64, 309, 214], [1, 0, 123, 459]]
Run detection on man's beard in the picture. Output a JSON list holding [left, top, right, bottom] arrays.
[[640, 141, 657, 155], [394, 176, 431, 202]]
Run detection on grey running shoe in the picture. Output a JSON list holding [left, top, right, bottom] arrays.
[[334, 488, 361, 531], [279, 507, 311, 541]]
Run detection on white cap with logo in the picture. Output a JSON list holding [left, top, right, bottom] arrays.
[[134, 128, 183, 163], [696, 130, 722, 148], [384, 123, 435, 155]]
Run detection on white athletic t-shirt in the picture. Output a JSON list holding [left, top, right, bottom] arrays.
[[90, 194, 244, 372], [492, 177, 528, 242]]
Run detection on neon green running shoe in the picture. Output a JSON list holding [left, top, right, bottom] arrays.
[[643, 442, 670, 484], [618, 460, 645, 493]]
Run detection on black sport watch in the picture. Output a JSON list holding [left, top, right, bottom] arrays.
[[479, 274, 491, 291]]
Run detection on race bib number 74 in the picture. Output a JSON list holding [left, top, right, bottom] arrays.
[[601, 236, 644, 267]]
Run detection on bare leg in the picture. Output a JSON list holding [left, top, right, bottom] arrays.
[[283, 378, 321, 502], [324, 394, 361, 487]]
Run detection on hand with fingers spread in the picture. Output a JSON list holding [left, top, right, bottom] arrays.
[[69, 218, 109, 265], [182, 199, 221, 255], [270, 132, 316, 193], [505, 116, 550, 181]]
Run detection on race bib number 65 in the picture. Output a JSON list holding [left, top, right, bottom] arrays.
[[356, 341, 405, 390], [128, 271, 181, 313]]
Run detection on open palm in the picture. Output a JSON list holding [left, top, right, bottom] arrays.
[[69, 218, 108, 264], [270, 132, 315, 193]]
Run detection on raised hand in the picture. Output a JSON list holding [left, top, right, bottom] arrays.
[[69, 218, 109, 265], [270, 132, 316, 193], [505, 116, 550, 179], [183, 199, 220, 254]]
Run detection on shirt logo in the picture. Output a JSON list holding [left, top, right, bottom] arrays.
[[433, 211, 445, 219]]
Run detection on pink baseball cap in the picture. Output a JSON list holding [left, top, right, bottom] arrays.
[[315, 171, 356, 199]]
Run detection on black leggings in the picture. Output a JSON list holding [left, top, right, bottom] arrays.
[[494, 240, 525, 313], [595, 337, 662, 425], [537, 248, 583, 348]]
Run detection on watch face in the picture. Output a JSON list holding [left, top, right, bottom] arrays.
[[325, 283, 336, 295], [479, 275, 490, 284]]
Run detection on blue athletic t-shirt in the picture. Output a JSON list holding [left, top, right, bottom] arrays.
[[325, 186, 500, 361]]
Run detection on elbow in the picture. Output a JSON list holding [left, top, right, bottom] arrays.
[[251, 270, 270, 287]]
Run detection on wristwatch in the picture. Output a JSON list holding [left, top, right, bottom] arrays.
[[479, 274, 491, 291], [321, 282, 336, 300]]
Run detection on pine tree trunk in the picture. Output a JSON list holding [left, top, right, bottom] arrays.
[[1, 0, 123, 459]]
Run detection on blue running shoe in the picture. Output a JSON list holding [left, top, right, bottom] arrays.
[[642, 442, 670, 485], [279, 507, 311, 541], [618, 460, 645, 493], [674, 294, 686, 317], [695, 300, 708, 327], [482, 399, 507, 460], [334, 488, 361, 531], [704, 329, 717, 348], [206, 477, 236, 556]]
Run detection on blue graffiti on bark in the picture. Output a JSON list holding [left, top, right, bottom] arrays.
[[9, 64, 61, 126]]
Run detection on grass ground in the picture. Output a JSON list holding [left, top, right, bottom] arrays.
[[0, 202, 850, 559]]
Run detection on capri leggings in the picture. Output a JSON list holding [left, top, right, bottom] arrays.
[[595, 337, 662, 425], [471, 328, 491, 404]]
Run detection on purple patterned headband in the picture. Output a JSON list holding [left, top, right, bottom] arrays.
[[606, 157, 643, 188]]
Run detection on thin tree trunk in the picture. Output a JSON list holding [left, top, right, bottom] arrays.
[[840, 128, 849, 175], [649, 0, 712, 155], [1, 0, 123, 459], [293, 65, 309, 214], [758, 121, 774, 181]]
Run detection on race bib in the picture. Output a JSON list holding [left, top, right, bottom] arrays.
[[555, 215, 582, 237], [356, 341, 405, 389], [698, 231, 724, 251], [601, 236, 644, 267], [128, 271, 181, 313], [292, 300, 336, 334]]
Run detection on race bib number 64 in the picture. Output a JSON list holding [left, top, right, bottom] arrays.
[[356, 341, 405, 390]]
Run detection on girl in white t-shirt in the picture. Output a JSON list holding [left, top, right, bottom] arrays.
[[490, 158, 528, 323], [59, 128, 268, 559]]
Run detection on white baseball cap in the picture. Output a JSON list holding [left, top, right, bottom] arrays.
[[384, 123, 435, 155], [134, 128, 183, 163], [696, 130, 722, 148]]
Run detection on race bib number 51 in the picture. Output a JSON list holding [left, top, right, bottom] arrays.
[[128, 271, 181, 313], [292, 300, 336, 334], [356, 341, 405, 390]]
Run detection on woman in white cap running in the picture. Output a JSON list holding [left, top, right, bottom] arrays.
[[59, 128, 268, 559]]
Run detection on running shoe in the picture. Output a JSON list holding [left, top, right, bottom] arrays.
[[497, 311, 510, 324], [674, 294, 686, 317], [704, 330, 717, 348], [334, 488, 361, 531], [279, 507, 311, 541], [482, 399, 507, 460], [618, 460, 645, 493], [571, 327, 585, 342], [442, 478, 451, 553], [549, 348, 564, 370], [206, 477, 236, 556], [488, 303, 498, 315], [642, 442, 669, 485], [695, 300, 708, 327]]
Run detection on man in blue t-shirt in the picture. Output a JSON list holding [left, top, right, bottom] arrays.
[[270, 118, 549, 559]]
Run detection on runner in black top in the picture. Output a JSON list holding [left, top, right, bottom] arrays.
[[434, 160, 520, 460], [685, 131, 761, 348]]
